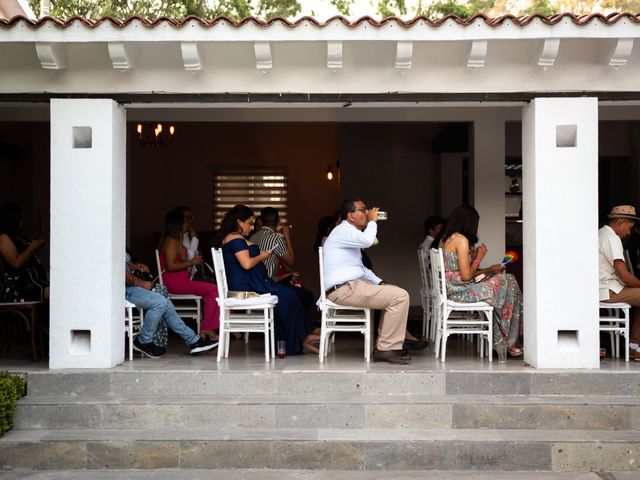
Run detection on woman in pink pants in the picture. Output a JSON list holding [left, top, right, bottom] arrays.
[[160, 210, 220, 341]]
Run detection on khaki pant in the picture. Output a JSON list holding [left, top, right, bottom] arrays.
[[328, 280, 409, 351], [604, 288, 640, 345]]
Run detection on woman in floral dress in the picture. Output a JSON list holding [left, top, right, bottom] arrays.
[[439, 204, 523, 356]]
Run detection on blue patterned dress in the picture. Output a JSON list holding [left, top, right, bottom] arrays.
[[443, 249, 523, 346]]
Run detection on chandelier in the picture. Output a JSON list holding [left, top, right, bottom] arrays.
[[136, 123, 175, 147]]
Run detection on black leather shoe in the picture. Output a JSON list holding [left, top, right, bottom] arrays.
[[373, 349, 411, 364], [403, 339, 428, 351]]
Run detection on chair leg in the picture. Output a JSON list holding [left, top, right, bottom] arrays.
[[319, 317, 327, 363], [434, 310, 443, 359], [485, 310, 493, 363], [217, 322, 225, 363], [441, 333, 448, 363], [264, 313, 270, 363], [270, 310, 275, 358]]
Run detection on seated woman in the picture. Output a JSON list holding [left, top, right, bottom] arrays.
[[439, 204, 523, 357], [0, 203, 49, 302], [159, 210, 220, 342], [214, 205, 319, 355]]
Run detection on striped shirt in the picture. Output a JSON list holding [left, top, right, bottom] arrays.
[[249, 227, 288, 280]]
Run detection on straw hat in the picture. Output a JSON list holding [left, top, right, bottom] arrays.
[[608, 205, 640, 221]]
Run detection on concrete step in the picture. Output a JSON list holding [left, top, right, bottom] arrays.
[[1, 427, 639, 471], [13, 394, 640, 431], [23, 369, 640, 397], [0, 468, 615, 479]]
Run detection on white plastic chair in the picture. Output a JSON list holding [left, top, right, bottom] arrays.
[[211, 247, 276, 362], [155, 249, 202, 334], [317, 247, 373, 363], [430, 248, 493, 363], [124, 300, 144, 361], [599, 301, 630, 362]]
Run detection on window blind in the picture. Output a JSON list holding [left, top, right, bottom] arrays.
[[213, 170, 288, 228]]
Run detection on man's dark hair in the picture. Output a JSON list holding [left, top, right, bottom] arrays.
[[439, 204, 479, 245], [339, 198, 361, 220], [260, 207, 279, 227], [424, 215, 445, 235]]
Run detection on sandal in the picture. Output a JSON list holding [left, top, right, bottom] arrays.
[[508, 346, 524, 357]]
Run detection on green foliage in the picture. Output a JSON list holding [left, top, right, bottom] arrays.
[[330, 0, 355, 16], [0, 371, 26, 437], [520, 0, 559, 15], [416, 0, 494, 19], [376, 0, 407, 18], [257, 0, 301, 18]]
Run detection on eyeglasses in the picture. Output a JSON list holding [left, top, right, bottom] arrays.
[[351, 207, 368, 214], [184, 215, 194, 221]]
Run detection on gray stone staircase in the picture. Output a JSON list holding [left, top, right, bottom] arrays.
[[2, 369, 640, 472]]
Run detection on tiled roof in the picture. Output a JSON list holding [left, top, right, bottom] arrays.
[[1, 12, 639, 29]]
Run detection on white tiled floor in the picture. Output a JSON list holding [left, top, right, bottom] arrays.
[[2, 333, 638, 373]]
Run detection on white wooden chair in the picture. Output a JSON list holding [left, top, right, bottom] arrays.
[[417, 248, 435, 341], [211, 247, 276, 362], [124, 300, 144, 361], [599, 301, 630, 362], [430, 248, 493, 363], [155, 249, 202, 334], [317, 247, 373, 363]]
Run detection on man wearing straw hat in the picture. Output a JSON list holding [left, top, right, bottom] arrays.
[[599, 205, 640, 360]]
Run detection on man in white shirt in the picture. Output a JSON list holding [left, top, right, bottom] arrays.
[[323, 198, 410, 364], [419, 215, 444, 251], [599, 204, 640, 360]]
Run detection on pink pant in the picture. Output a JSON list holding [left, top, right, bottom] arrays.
[[163, 271, 220, 331]]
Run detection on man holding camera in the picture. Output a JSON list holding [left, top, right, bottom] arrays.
[[322, 198, 410, 364]]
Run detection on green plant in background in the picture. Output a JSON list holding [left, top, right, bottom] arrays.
[[0, 371, 26, 437]]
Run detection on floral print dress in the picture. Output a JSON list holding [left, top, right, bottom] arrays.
[[443, 248, 523, 347]]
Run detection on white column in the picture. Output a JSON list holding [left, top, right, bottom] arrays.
[[522, 98, 599, 369], [473, 115, 506, 265], [50, 99, 126, 369]]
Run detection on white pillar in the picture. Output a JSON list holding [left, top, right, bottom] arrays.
[[473, 115, 506, 265], [522, 97, 599, 369], [50, 99, 126, 369]]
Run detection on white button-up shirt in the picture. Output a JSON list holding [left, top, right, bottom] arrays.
[[323, 220, 382, 290]]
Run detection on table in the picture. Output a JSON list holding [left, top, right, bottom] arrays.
[[0, 301, 45, 361]]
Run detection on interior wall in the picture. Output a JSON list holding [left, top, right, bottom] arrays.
[[0, 122, 50, 268], [128, 122, 341, 290], [508, 120, 640, 223], [339, 123, 444, 304]]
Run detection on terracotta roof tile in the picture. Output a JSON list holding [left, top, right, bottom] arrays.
[[1, 12, 639, 29]]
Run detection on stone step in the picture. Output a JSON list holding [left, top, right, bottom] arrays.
[[23, 369, 640, 397], [13, 394, 640, 431], [1, 427, 639, 471], [0, 469, 614, 479]]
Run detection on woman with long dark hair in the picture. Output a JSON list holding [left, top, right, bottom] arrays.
[[439, 204, 523, 357], [214, 205, 319, 355], [0, 203, 49, 302], [159, 209, 220, 342]]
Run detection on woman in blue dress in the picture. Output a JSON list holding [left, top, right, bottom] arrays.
[[213, 205, 319, 355]]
